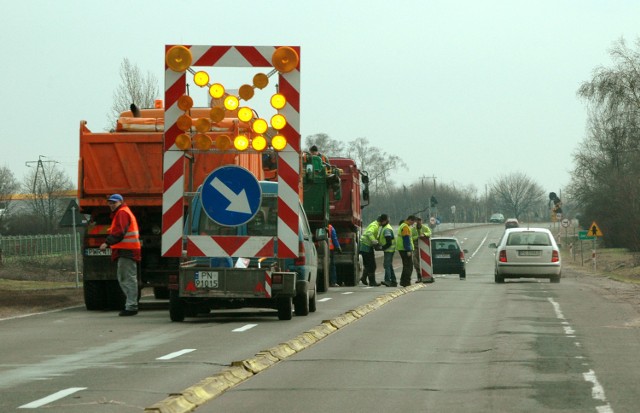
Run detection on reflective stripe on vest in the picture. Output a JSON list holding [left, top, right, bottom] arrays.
[[109, 205, 141, 250]]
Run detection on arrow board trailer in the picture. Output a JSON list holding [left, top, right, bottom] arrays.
[[160, 44, 314, 321], [170, 181, 321, 321]]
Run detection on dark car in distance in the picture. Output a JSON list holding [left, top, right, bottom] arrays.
[[431, 237, 468, 280]]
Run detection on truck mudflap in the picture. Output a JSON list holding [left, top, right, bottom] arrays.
[[179, 267, 297, 298]]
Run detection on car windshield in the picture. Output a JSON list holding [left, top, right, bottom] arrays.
[[434, 240, 459, 251]]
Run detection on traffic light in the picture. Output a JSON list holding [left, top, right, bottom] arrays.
[[430, 196, 438, 208], [549, 192, 562, 214]]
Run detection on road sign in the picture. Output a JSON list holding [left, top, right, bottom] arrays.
[[59, 200, 87, 227], [588, 221, 604, 237], [561, 218, 570, 228], [201, 165, 262, 226], [578, 230, 595, 241]]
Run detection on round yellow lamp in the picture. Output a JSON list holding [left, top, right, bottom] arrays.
[[234, 135, 250, 151], [253, 73, 269, 89], [224, 95, 239, 111], [238, 107, 253, 122], [216, 135, 232, 150], [175, 133, 192, 150], [271, 114, 287, 130], [252, 118, 268, 134], [209, 83, 225, 99], [209, 107, 225, 123], [193, 134, 212, 150], [252, 136, 267, 151], [177, 95, 193, 111], [270, 93, 286, 109], [272, 46, 299, 73], [176, 114, 192, 132], [239, 84, 254, 101], [193, 71, 209, 87], [271, 135, 287, 151], [166, 45, 192, 72]]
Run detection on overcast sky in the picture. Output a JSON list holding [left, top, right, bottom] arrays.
[[2, 1, 639, 196]]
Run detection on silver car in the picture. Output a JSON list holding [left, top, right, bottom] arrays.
[[489, 228, 561, 283]]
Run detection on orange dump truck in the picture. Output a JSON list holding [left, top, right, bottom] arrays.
[[78, 107, 262, 310]]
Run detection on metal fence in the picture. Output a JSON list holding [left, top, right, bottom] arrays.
[[0, 234, 81, 258]]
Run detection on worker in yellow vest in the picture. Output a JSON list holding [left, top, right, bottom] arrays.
[[359, 214, 389, 286], [396, 215, 417, 287]]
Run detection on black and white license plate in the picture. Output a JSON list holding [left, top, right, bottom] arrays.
[[435, 254, 450, 259], [85, 248, 110, 256], [518, 250, 541, 256], [195, 271, 219, 289]]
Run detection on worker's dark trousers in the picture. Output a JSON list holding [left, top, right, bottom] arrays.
[[360, 250, 377, 284], [399, 251, 413, 287]]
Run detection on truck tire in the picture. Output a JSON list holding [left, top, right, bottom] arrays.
[[106, 281, 125, 310], [153, 287, 170, 299], [277, 297, 293, 320], [316, 241, 330, 293], [83, 280, 107, 311], [294, 290, 309, 316], [169, 290, 185, 322], [309, 286, 317, 313]]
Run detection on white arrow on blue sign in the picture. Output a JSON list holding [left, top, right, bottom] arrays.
[[201, 165, 262, 226]]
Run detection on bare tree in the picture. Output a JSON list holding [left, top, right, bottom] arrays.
[[0, 166, 19, 231], [107, 58, 160, 129], [491, 172, 545, 220], [304, 133, 345, 156], [345, 137, 406, 195], [22, 161, 74, 233], [572, 37, 640, 249]]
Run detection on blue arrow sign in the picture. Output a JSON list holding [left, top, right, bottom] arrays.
[[201, 165, 262, 226]]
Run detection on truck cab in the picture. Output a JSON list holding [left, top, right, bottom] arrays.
[[169, 181, 319, 321]]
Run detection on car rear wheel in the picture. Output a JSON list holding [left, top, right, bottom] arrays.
[[277, 297, 293, 320], [494, 272, 504, 283], [309, 286, 317, 313], [294, 290, 309, 316], [550, 274, 561, 283]]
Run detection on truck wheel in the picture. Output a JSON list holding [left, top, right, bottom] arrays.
[[106, 281, 125, 310], [316, 241, 330, 293], [294, 290, 309, 316], [153, 287, 170, 299], [277, 297, 293, 320], [83, 280, 107, 311], [169, 290, 185, 322], [309, 286, 317, 313]]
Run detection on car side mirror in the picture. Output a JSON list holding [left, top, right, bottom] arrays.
[[488, 243, 497, 249]]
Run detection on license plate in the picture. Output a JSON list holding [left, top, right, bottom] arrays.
[[518, 250, 541, 256], [85, 248, 111, 256], [195, 271, 219, 289], [435, 254, 450, 259]]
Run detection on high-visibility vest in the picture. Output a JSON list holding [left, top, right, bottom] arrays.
[[396, 222, 413, 251], [361, 220, 381, 247], [379, 223, 396, 252], [109, 205, 141, 250]]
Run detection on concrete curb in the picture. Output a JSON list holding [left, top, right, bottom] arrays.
[[144, 283, 426, 413]]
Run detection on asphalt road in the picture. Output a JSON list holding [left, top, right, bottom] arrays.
[[2, 224, 640, 412]]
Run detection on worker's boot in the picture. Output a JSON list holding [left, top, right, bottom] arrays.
[[368, 274, 380, 287], [360, 274, 368, 285]]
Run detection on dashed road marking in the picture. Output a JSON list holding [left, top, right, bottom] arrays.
[[19, 387, 87, 409], [232, 324, 258, 332], [156, 349, 196, 360]]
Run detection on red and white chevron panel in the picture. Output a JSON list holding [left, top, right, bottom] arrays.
[[187, 236, 275, 257], [418, 236, 433, 281], [162, 45, 301, 259]]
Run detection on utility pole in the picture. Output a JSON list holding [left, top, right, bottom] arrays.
[[25, 155, 59, 194]]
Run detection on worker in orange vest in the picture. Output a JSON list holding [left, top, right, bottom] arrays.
[[99, 194, 141, 316]]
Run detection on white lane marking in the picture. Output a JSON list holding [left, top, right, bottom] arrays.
[[232, 324, 258, 332], [467, 232, 489, 261], [342, 292, 354, 295], [156, 349, 196, 360], [548, 298, 614, 412], [19, 387, 87, 409], [318, 298, 332, 302]]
